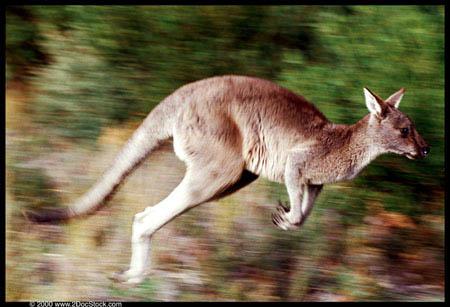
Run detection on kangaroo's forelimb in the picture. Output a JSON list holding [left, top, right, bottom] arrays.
[[272, 152, 323, 230]]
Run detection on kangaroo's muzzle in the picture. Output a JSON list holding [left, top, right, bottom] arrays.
[[421, 146, 430, 158]]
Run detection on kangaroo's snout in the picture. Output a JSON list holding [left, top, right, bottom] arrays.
[[409, 139, 429, 160], [420, 146, 430, 158], [415, 132, 430, 159]]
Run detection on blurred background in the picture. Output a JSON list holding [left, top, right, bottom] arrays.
[[6, 5, 444, 302]]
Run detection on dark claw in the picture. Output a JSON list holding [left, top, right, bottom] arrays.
[[277, 206, 287, 216], [272, 206, 289, 229], [272, 212, 281, 226], [271, 213, 278, 224], [277, 200, 290, 212]]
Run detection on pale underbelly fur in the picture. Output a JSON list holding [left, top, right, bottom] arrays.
[[243, 144, 287, 183]]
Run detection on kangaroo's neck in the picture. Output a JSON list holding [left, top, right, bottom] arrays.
[[321, 114, 384, 180], [349, 114, 384, 164]]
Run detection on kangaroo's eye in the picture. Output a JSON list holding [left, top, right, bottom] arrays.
[[400, 127, 409, 137]]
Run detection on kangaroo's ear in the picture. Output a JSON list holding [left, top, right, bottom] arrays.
[[385, 88, 405, 109], [364, 87, 386, 117]]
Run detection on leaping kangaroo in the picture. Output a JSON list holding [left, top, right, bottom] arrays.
[[23, 75, 430, 284]]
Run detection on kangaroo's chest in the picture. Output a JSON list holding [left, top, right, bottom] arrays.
[[242, 137, 319, 184], [242, 137, 289, 183]]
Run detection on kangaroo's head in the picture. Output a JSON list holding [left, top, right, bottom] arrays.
[[363, 87, 430, 160]]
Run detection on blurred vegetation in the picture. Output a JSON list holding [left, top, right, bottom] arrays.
[[6, 5, 444, 302]]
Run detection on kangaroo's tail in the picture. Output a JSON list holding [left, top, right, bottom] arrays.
[[22, 99, 177, 223]]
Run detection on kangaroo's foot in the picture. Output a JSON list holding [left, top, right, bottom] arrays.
[[109, 268, 146, 285], [272, 201, 300, 231]]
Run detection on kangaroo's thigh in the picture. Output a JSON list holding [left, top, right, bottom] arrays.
[[172, 108, 248, 200], [173, 106, 243, 161], [136, 119, 247, 237]]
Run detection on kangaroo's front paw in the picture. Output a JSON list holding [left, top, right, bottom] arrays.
[[109, 269, 146, 285], [272, 201, 299, 231]]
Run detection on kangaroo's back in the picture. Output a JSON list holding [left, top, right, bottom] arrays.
[[170, 75, 330, 181], [176, 75, 329, 129]]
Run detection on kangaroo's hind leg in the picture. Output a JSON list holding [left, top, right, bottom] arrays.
[[112, 128, 246, 284]]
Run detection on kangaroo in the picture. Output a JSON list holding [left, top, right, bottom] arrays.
[[23, 75, 430, 284]]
